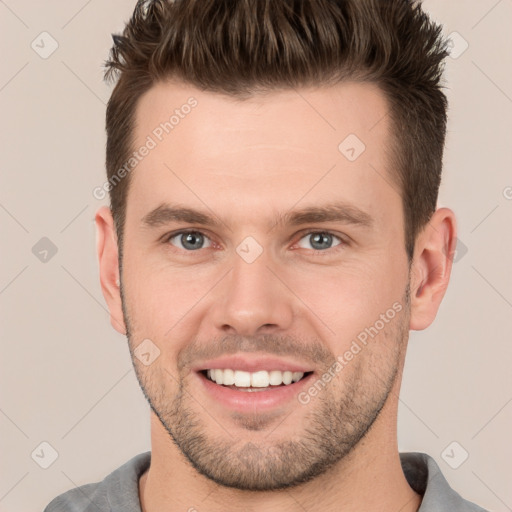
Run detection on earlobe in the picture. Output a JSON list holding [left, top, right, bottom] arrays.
[[409, 207, 457, 331], [95, 206, 127, 335]]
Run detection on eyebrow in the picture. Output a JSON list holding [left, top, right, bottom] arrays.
[[141, 201, 373, 231]]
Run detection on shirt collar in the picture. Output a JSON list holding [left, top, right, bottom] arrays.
[[105, 451, 485, 511]]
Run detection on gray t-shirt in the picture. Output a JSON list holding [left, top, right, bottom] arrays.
[[43, 451, 488, 511]]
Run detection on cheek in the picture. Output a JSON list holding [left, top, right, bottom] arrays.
[[288, 259, 406, 339], [122, 260, 220, 368], [123, 245, 206, 320], [132, 355, 181, 407]]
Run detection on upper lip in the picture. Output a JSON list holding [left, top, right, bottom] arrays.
[[193, 355, 314, 373]]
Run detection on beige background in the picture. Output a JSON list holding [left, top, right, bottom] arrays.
[[1, 1, 511, 511]]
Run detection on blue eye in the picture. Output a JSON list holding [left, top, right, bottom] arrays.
[[296, 231, 343, 251], [167, 231, 212, 251], [164, 230, 345, 254]]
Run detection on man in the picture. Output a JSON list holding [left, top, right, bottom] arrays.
[[45, 0, 487, 510]]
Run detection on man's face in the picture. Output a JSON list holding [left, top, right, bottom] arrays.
[[119, 81, 411, 490]]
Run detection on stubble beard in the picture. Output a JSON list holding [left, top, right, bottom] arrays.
[[121, 282, 410, 491]]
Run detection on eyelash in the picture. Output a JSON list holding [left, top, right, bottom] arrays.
[[163, 229, 347, 255]]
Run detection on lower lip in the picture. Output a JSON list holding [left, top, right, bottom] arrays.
[[196, 371, 314, 412]]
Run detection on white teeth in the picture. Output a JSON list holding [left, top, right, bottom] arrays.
[[251, 370, 269, 387], [292, 371, 303, 383], [205, 369, 306, 387], [214, 369, 223, 385], [269, 370, 282, 385], [222, 368, 235, 385], [234, 370, 251, 387]]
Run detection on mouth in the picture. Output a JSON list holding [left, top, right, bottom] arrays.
[[198, 368, 314, 392], [193, 356, 317, 412]]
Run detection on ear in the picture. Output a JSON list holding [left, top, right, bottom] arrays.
[[95, 206, 127, 335], [409, 207, 457, 331]]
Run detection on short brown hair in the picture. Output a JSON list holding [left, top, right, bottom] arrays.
[[104, 0, 449, 260]]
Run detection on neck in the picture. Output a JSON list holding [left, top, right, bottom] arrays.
[[140, 447, 420, 512]]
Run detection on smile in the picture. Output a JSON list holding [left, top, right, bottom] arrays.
[[202, 368, 310, 390]]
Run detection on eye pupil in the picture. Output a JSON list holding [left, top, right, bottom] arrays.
[[170, 231, 340, 253], [310, 232, 333, 250], [182, 232, 203, 250]]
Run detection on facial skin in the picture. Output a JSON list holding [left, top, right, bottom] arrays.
[[96, 80, 456, 511]]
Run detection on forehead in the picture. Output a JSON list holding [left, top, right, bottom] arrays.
[[127, 79, 397, 227], [134, 79, 389, 156]]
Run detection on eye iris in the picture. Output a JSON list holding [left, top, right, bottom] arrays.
[[175, 232, 336, 251], [310, 232, 332, 250], [181, 232, 204, 250]]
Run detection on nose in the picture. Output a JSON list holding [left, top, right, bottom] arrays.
[[209, 248, 295, 336]]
